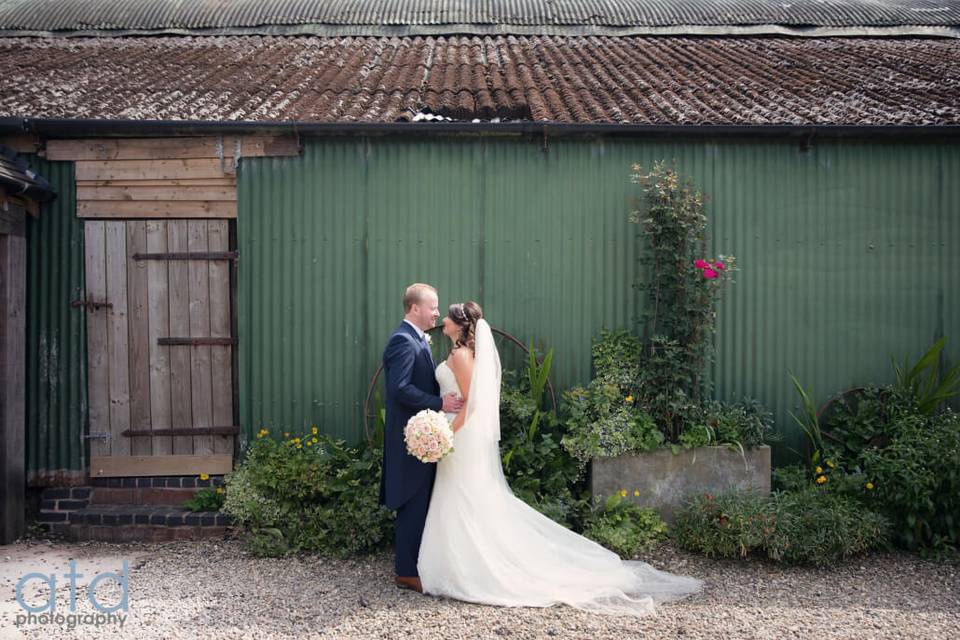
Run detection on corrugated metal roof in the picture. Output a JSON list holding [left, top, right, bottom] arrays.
[[1, 35, 958, 125], [0, 0, 958, 36]]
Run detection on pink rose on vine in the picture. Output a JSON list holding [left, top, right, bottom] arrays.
[[694, 258, 725, 279]]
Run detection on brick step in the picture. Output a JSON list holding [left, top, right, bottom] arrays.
[[46, 506, 232, 542], [69, 505, 231, 527], [88, 486, 201, 506], [36, 477, 230, 543]]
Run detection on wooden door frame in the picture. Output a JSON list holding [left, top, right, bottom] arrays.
[[0, 200, 26, 543]]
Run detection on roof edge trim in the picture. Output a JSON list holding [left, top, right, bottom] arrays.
[[4, 118, 960, 140]]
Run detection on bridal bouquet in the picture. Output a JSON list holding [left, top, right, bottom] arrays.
[[404, 409, 455, 463]]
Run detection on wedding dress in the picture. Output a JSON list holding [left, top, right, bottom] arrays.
[[417, 319, 703, 617]]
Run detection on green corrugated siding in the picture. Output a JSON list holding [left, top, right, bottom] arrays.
[[22, 156, 86, 484], [237, 136, 960, 465]]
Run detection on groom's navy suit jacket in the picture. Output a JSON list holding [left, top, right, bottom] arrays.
[[379, 321, 444, 510]]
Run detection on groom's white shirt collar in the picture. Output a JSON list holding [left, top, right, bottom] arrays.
[[403, 318, 426, 341]]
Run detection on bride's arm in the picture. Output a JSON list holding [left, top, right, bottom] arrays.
[[447, 349, 474, 433]]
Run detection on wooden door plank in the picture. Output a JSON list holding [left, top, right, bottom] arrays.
[[188, 220, 214, 457], [89, 454, 232, 478], [83, 221, 111, 458], [104, 221, 131, 457], [126, 220, 152, 456], [208, 220, 234, 457], [167, 220, 193, 455], [79, 178, 236, 187], [47, 136, 299, 160], [77, 200, 237, 219], [146, 220, 173, 456], [77, 186, 237, 201], [74, 158, 234, 181]]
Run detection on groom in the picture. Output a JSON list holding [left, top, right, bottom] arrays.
[[379, 283, 463, 593]]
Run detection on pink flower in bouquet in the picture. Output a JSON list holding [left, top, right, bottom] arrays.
[[714, 261, 725, 270], [404, 409, 455, 463], [694, 259, 709, 269], [702, 267, 718, 279]]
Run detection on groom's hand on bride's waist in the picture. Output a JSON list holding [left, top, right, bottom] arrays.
[[442, 393, 464, 413]]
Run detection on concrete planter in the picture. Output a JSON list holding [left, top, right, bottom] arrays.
[[590, 445, 771, 524]]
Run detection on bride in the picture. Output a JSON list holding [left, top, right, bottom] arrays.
[[417, 301, 704, 617]]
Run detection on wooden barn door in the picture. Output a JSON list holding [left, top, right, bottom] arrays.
[[83, 219, 235, 477]]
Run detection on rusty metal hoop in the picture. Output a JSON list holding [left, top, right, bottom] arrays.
[[362, 325, 558, 446]]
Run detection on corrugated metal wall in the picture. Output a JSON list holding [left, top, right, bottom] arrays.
[[237, 136, 959, 466], [22, 156, 87, 485]]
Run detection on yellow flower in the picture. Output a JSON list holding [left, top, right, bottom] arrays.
[[826, 459, 835, 469], [815, 466, 823, 474], [199, 473, 209, 481], [625, 395, 634, 404], [619, 489, 627, 497], [865, 482, 874, 490], [311, 425, 318, 435], [284, 432, 290, 438], [295, 444, 302, 449], [215, 487, 224, 494], [257, 428, 268, 438], [306, 440, 313, 446], [816, 475, 827, 484], [634, 490, 640, 497], [293, 438, 300, 444]]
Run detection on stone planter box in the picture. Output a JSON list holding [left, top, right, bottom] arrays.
[[590, 445, 771, 524]]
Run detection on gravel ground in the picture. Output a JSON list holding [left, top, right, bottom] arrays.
[[2, 536, 958, 639]]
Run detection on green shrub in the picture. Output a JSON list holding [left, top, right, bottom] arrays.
[[699, 397, 778, 450], [822, 385, 919, 460], [561, 380, 663, 464], [581, 493, 668, 558], [672, 486, 890, 565], [222, 428, 393, 558], [182, 486, 225, 512], [671, 488, 771, 559], [562, 329, 773, 462], [859, 410, 960, 552], [766, 487, 891, 566]]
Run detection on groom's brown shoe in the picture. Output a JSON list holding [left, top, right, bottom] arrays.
[[395, 576, 423, 593]]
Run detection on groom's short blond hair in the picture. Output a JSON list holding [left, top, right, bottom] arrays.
[[404, 283, 437, 312]]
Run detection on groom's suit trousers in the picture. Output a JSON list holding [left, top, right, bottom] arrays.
[[394, 465, 436, 577]]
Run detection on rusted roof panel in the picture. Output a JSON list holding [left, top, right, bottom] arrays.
[[1, 35, 957, 125]]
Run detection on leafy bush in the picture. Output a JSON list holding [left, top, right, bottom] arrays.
[[182, 486, 225, 512], [562, 330, 664, 463], [822, 385, 919, 459], [672, 486, 890, 565], [561, 380, 663, 464], [699, 397, 778, 450], [581, 493, 668, 558], [791, 348, 960, 556], [222, 427, 393, 558], [671, 488, 772, 559], [858, 410, 960, 552], [562, 329, 773, 461], [765, 487, 891, 566]]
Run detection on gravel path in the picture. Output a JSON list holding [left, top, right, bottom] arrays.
[[2, 536, 958, 639]]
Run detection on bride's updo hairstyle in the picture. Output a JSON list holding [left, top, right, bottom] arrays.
[[448, 301, 483, 353]]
